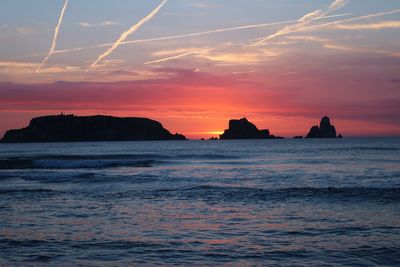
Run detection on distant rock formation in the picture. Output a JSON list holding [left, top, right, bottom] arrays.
[[306, 116, 342, 138], [1, 114, 186, 143], [220, 118, 282, 140]]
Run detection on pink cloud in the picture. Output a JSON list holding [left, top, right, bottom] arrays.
[[0, 66, 399, 138]]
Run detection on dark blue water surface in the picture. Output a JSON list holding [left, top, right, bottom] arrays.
[[0, 138, 399, 266]]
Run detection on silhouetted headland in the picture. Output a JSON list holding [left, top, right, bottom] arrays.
[[1, 114, 186, 143], [220, 118, 283, 140], [306, 116, 342, 138]]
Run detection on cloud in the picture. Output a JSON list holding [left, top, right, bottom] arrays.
[[162, 12, 209, 17], [0, 61, 79, 74], [286, 35, 400, 57], [191, 2, 219, 9], [90, 0, 167, 67], [13, 13, 351, 61], [195, 49, 279, 65], [107, 70, 139, 77], [145, 51, 202, 65], [0, 60, 81, 83], [1, 65, 400, 137], [333, 20, 400, 30], [291, 9, 400, 34], [37, 0, 69, 73], [391, 79, 400, 83], [145, 47, 210, 64], [253, 0, 347, 45], [88, 59, 126, 69], [151, 47, 206, 57], [145, 43, 281, 65], [16, 26, 36, 36], [1, 68, 399, 127], [80, 21, 119, 27]]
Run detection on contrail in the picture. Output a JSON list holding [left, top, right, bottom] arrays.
[[145, 49, 212, 65], [280, 8, 400, 35], [11, 13, 350, 61], [64, 13, 350, 56], [143, 7, 396, 65], [10, 8, 399, 66], [252, 0, 347, 46], [145, 51, 199, 65], [332, 20, 400, 30], [37, 0, 69, 73], [90, 0, 167, 67]]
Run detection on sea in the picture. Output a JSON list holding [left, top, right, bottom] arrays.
[[0, 138, 399, 266]]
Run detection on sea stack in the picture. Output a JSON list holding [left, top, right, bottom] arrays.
[[220, 118, 281, 139], [306, 116, 342, 138], [1, 114, 186, 143]]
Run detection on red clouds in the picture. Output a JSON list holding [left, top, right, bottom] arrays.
[[0, 67, 399, 138]]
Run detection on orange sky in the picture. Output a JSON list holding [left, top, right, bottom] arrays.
[[1, 66, 399, 139]]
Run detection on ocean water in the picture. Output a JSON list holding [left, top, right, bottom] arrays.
[[0, 138, 399, 266]]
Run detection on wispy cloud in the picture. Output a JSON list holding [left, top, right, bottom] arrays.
[[252, 0, 347, 46], [145, 51, 202, 65], [16, 26, 36, 36], [80, 21, 119, 27], [196, 49, 279, 65], [0, 60, 81, 84], [191, 2, 219, 9], [0, 61, 79, 73], [286, 35, 400, 57], [324, 44, 400, 57], [90, 0, 167, 67], [37, 0, 69, 73], [333, 20, 400, 30], [1, 70, 399, 135], [151, 48, 206, 58], [146, 44, 280, 65], [287, 9, 400, 34], [12, 13, 351, 61]]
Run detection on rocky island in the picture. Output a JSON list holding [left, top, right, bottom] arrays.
[[220, 118, 282, 140], [0, 114, 186, 143], [306, 116, 342, 138]]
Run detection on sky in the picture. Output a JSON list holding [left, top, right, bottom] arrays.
[[0, 0, 399, 139]]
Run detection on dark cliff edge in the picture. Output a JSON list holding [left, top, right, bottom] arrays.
[[306, 116, 342, 138], [220, 118, 283, 140], [1, 114, 186, 143]]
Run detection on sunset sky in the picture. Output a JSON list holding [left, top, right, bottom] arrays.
[[0, 0, 399, 138]]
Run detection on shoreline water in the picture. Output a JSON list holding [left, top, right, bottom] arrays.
[[0, 138, 399, 265]]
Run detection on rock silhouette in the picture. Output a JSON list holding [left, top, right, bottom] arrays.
[[306, 116, 341, 138], [220, 118, 281, 139], [1, 114, 186, 143]]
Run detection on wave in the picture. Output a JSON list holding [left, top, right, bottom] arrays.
[[0, 159, 155, 170], [33, 159, 154, 169], [20, 172, 99, 184], [352, 147, 399, 151], [320, 146, 399, 152], [0, 188, 57, 195], [0, 238, 178, 251], [114, 186, 400, 203], [3, 186, 399, 204], [1, 238, 398, 265], [0, 153, 244, 170], [175, 153, 241, 160]]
